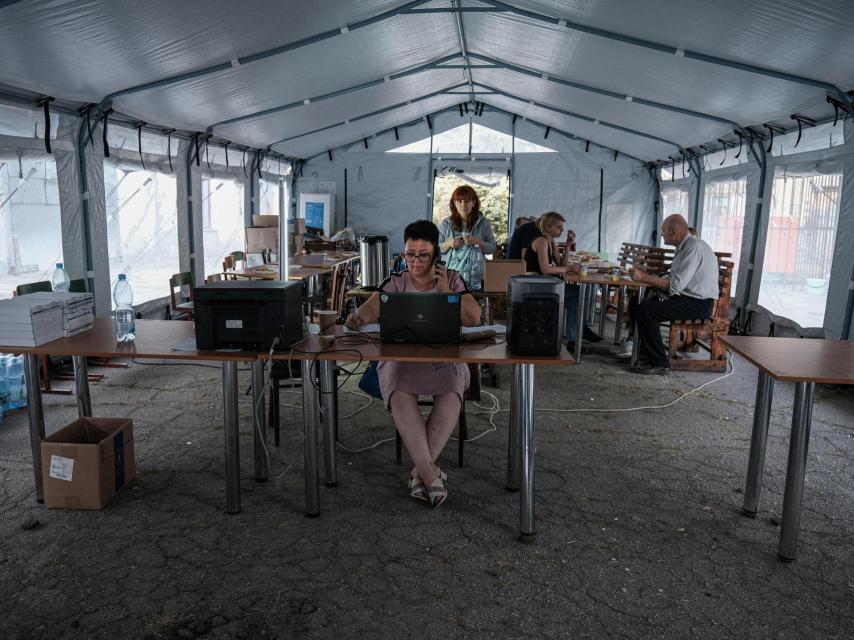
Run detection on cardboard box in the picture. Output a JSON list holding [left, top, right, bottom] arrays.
[[289, 233, 304, 255], [41, 417, 136, 509], [245, 226, 279, 253], [251, 214, 279, 227], [484, 259, 526, 293], [288, 218, 307, 234]]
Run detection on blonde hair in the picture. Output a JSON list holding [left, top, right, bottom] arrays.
[[538, 211, 566, 233]]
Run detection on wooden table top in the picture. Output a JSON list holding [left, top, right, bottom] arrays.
[[0, 318, 254, 361], [290, 252, 359, 269], [564, 271, 644, 286], [270, 326, 575, 366], [226, 265, 332, 281], [720, 336, 854, 384]]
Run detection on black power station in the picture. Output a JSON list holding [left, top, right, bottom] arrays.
[[506, 275, 565, 356]]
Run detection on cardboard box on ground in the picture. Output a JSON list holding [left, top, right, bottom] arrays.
[[41, 417, 136, 509]]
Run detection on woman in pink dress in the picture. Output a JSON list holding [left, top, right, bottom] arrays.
[[346, 220, 481, 507]]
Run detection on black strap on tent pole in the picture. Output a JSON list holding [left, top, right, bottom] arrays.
[[585, 141, 590, 153], [614, 150, 618, 162], [425, 114, 432, 130], [100, 109, 113, 158], [164, 129, 175, 173], [464, 101, 469, 114], [544, 126, 550, 139], [363, 138, 369, 149], [204, 136, 211, 169], [344, 167, 349, 227], [135, 123, 147, 170], [241, 148, 247, 177], [716, 138, 734, 166], [223, 142, 230, 170], [394, 127, 399, 140], [826, 95, 849, 126], [733, 131, 744, 159], [459, 104, 464, 117], [327, 149, 333, 161], [790, 114, 815, 148], [597, 168, 604, 252], [192, 134, 201, 167], [762, 124, 784, 153], [37, 97, 54, 154], [257, 149, 265, 179], [82, 105, 96, 148]]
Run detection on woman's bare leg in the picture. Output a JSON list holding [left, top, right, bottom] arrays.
[[426, 392, 462, 463], [389, 391, 438, 485]]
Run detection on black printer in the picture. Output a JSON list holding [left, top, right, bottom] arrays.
[[193, 280, 303, 351]]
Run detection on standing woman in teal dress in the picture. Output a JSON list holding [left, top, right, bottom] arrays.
[[438, 185, 496, 291]]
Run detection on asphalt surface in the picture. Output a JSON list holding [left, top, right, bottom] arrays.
[[0, 337, 852, 639]]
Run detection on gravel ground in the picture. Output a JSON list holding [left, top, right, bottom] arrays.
[[0, 340, 852, 640]]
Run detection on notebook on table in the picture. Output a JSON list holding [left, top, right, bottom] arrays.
[[379, 292, 462, 344]]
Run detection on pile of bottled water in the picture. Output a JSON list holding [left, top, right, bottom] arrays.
[[0, 354, 27, 424]]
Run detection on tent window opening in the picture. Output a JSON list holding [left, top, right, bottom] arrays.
[[258, 178, 280, 216], [701, 178, 747, 287], [388, 123, 556, 154], [0, 153, 63, 299], [757, 169, 842, 328], [202, 177, 245, 276], [432, 169, 510, 289], [103, 159, 178, 304]]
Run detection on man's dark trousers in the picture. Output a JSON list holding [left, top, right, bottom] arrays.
[[632, 295, 714, 367]]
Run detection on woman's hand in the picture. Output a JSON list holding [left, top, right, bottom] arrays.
[[435, 263, 452, 293], [464, 235, 481, 249], [452, 236, 465, 249], [345, 311, 364, 329]]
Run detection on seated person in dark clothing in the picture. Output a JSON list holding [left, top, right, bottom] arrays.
[[507, 216, 542, 260], [628, 214, 720, 375]]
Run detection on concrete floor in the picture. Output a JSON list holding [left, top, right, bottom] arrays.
[[0, 334, 852, 639]]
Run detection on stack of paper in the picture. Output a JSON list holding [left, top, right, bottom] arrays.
[[0, 297, 64, 347], [24, 291, 95, 336]]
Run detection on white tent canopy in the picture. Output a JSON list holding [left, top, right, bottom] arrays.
[[0, 0, 852, 336]]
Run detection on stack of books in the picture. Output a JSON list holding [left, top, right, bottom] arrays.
[[24, 292, 95, 337], [0, 297, 65, 347]]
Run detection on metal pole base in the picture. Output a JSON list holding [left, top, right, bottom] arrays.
[[518, 532, 537, 544]]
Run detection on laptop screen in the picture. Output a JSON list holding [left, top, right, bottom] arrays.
[[379, 292, 462, 344]]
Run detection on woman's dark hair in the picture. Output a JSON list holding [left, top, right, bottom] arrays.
[[448, 185, 481, 231], [403, 219, 440, 258]]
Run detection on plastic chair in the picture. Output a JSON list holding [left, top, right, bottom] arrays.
[[169, 272, 194, 320]]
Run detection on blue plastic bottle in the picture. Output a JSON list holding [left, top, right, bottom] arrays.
[[0, 355, 7, 420], [113, 274, 136, 343], [52, 263, 70, 292], [7, 355, 26, 410]]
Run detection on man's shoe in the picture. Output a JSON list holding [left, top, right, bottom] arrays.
[[612, 339, 633, 359], [630, 363, 670, 376]]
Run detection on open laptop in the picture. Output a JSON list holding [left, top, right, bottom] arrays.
[[379, 292, 462, 344]]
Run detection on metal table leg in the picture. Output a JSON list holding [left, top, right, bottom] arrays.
[[319, 360, 338, 487], [251, 360, 268, 482], [598, 284, 609, 338], [613, 286, 625, 344], [742, 371, 774, 516], [518, 363, 536, 543], [574, 282, 587, 363], [301, 359, 321, 517], [72, 355, 92, 417], [585, 284, 596, 324], [778, 381, 816, 562], [630, 286, 645, 367], [222, 361, 241, 514], [505, 363, 523, 491], [24, 354, 46, 503]]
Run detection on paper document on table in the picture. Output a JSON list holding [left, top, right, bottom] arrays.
[[463, 324, 506, 335]]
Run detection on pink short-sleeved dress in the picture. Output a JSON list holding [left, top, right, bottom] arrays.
[[377, 270, 471, 407]]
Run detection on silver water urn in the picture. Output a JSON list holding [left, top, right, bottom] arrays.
[[359, 235, 390, 289]]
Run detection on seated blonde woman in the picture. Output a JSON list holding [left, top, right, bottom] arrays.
[[346, 220, 481, 507]]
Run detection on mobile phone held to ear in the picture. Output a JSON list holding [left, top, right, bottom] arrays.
[[436, 259, 446, 267]]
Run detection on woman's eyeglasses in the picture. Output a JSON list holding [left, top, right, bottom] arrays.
[[403, 252, 433, 263]]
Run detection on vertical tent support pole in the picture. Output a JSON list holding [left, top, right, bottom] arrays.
[[75, 113, 96, 297], [185, 136, 197, 283], [597, 168, 604, 252], [737, 139, 768, 333]]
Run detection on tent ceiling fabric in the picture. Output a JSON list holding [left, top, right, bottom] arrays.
[[0, 0, 851, 161]]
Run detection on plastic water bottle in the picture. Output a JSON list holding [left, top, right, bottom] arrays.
[[113, 274, 136, 343], [6, 355, 26, 410], [52, 263, 71, 292]]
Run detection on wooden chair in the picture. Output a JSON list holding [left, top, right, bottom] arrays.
[[169, 272, 194, 320], [667, 257, 734, 372], [230, 251, 246, 269]]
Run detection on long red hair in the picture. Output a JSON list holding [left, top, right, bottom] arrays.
[[448, 185, 481, 232]]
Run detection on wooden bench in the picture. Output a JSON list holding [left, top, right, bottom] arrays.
[[668, 256, 734, 372]]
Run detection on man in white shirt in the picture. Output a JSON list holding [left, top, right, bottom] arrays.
[[628, 214, 720, 375]]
